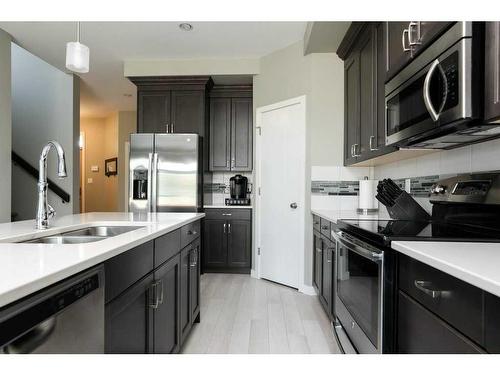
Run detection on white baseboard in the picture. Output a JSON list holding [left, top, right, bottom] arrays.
[[299, 284, 317, 296], [250, 269, 259, 279]]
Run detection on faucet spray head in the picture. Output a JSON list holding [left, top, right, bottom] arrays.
[[58, 158, 67, 178]]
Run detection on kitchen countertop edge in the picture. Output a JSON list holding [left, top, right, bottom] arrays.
[[392, 241, 500, 299], [0, 212, 205, 309]]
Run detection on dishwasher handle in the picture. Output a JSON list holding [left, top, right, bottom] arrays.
[[2, 317, 56, 354]]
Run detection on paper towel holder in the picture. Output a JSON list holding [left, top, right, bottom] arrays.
[[357, 176, 379, 214]]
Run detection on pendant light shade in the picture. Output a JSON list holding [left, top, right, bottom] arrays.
[[66, 22, 89, 73]]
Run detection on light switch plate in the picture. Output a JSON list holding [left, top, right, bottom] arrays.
[[87, 178, 93, 184], [91, 165, 99, 172]]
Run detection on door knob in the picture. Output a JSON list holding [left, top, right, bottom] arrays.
[[290, 202, 298, 209]]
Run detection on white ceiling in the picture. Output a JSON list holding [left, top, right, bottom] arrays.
[[0, 22, 307, 118]]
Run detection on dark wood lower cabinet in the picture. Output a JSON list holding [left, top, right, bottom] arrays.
[[105, 221, 201, 354], [105, 274, 154, 354], [312, 231, 323, 294], [203, 209, 252, 273], [180, 239, 201, 346], [153, 255, 181, 354], [397, 291, 483, 354]]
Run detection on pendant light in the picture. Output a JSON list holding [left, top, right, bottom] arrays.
[[66, 22, 89, 73]]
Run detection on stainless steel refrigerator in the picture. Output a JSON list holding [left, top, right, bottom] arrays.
[[129, 133, 206, 213]]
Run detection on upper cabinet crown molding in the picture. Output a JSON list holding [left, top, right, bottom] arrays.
[[129, 76, 214, 91], [336, 22, 369, 61], [209, 84, 253, 98]]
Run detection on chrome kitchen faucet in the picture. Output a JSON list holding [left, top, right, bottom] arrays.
[[36, 141, 67, 229]]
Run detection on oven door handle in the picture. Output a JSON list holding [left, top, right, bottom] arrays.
[[423, 59, 448, 122], [332, 231, 383, 262]]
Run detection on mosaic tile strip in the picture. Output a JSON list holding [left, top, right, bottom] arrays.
[[311, 181, 359, 196], [204, 183, 227, 193]]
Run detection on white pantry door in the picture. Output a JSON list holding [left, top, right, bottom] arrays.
[[256, 96, 306, 289]]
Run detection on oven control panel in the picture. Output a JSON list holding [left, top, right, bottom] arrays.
[[451, 180, 491, 196]]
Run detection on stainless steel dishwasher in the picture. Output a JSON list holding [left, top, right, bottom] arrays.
[[0, 265, 104, 354]]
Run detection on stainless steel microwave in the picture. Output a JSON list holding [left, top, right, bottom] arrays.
[[385, 22, 500, 149]]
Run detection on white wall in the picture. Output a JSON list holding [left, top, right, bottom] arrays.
[[253, 41, 347, 287], [0, 29, 11, 223], [11, 43, 79, 221]]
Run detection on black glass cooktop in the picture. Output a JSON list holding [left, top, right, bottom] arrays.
[[337, 219, 500, 247]]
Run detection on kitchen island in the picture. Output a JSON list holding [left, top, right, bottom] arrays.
[[0, 212, 204, 308]]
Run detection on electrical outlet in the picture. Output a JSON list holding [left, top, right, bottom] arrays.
[[91, 165, 99, 172]]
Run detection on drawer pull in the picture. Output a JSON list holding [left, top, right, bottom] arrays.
[[321, 225, 329, 230], [414, 280, 451, 299], [187, 230, 198, 236], [222, 213, 232, 216]]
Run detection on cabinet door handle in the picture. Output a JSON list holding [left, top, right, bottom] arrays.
[[158, 280, 164, 305], [165, 124, 170, 133], [408, 21, 422, 46], [228, 223, 231, 234], [350, 144, 354, 158], [369, 135, 378, 151], [402, 28, 411, 52], [190, 250, 198, 267], [353, 144, 361, 157], [223, 223, 226, 233], [149, 281, 161, 309], [414, 280, 451, 299]]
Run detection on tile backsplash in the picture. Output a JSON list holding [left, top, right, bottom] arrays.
[[311, 137, 500, 213], [208, 172, 253, 205]]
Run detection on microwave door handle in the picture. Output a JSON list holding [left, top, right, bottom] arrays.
[[423, 59, 444, 122]]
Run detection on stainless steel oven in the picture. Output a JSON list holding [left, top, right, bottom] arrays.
[[332, 230, 384, 354], [385, 22, 496, 149]]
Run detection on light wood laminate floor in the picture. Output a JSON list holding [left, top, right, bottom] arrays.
[[182, 273, 341, 354]]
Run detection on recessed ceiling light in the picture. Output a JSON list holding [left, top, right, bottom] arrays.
[[179, 23, 193, 31]]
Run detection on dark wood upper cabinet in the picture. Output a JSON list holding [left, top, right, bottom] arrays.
[[342, 23, 397, 166], [358, 29, 375, 158], [344, 53, 360, 165], [170, 90, 205, 134], [386, 22, 412, 79], [385, 22, 453, 81], [209, 98, 232, 171], [485, 22, 500, 122], [209, 86, 253, 172], [130, 76, 213, 135], [138, 92, 170, 134], [231, 98, 253, 171]]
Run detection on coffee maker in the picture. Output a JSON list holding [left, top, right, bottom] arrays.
[[226, 175, 251, 206]]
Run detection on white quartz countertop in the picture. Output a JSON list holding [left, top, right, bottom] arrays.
[[204, 205, 252, 209], [0, 212, 204, 308], [311, 209, 390, 224], [392, 241, 500, 298]]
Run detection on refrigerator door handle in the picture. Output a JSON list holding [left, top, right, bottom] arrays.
[[151, 153, 158, 212], [147, 153, 153, 212]]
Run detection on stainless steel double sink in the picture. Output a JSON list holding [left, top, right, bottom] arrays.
[[24, 226, 145, 244]]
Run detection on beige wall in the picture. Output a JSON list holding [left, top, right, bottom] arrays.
[[104, 113, 118, 212], [117, 111, 137, 211], [81, 111, 136, 213], [0, 29, 11, 223]]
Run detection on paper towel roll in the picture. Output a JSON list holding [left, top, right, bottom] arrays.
[[358, 179, 379, 211]]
